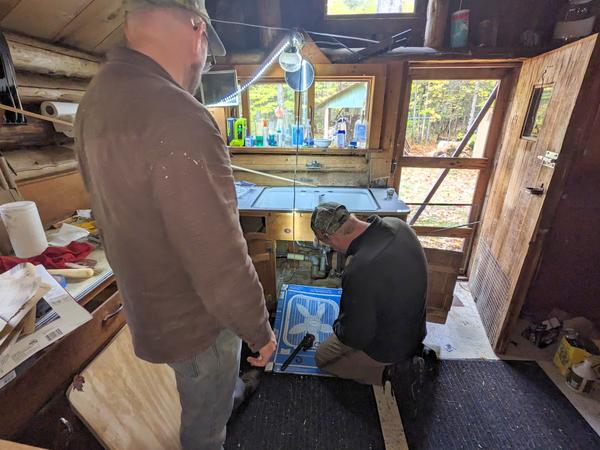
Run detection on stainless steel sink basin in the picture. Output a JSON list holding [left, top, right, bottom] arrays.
[[251, 187, 380, 211]]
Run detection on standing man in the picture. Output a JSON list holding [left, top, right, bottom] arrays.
[[75, 1, 276, 449], [311, 203, 434, 392]]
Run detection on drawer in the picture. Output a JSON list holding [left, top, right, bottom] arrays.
[[0, 289, 126, 438]]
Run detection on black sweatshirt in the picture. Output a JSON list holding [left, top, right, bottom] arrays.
[[333, 216, 428, 363]]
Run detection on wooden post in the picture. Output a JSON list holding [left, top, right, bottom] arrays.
[[424, 0, 450, 49]]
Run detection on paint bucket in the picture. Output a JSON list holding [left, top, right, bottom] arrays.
[[0, 201, 48, 258], [451, 9, 470, 48]]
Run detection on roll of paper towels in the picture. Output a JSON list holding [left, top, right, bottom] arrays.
[[41, 101, 78, 138], [0, 201, 48, 258]]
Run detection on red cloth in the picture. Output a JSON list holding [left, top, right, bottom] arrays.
[[0, 241, 95, 273]]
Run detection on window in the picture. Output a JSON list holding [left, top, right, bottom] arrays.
[[522, 85, 553, 139], [314, 80, 369, 141], [327, 0, 415, 15], [247, 82, 296, 137], [404, 79, 498, 157]]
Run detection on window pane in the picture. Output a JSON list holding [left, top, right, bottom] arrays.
[[248, 82, 296, 139], [522, 85, 553, 139], [418, 236, 465, 252], [327, 0, 415, 15], [314, 81, 369, 143], [405, 80, 498, 157], [399, 168, 479, 204], [407, 205, 471, 228]]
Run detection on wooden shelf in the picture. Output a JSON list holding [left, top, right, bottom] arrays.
[[228, 147, 382, 156]]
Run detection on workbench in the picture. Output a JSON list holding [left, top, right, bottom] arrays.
[[0, 250, 123, 448]]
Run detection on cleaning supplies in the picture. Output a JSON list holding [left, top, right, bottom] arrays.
[[336, 117, 347, 148], [229, 118, 247, 147], [304, 119, 314, 147], [353, 110, 367, 149]]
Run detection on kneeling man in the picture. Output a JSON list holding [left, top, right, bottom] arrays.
[[311, 202, 430, 387]]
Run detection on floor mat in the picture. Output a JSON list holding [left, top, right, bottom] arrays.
[[225, 374, 384, 450], [400, 360, 600, 450], [271, 284, 342, 375]]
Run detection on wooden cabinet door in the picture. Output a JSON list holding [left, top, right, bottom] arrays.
[[470, 35, 599, 352]]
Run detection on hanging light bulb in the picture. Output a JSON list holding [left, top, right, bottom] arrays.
[[279, 32, 304, 73], [279, 46, 302, 72]]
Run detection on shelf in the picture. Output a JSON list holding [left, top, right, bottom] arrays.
[[228, 147, 382, 156]]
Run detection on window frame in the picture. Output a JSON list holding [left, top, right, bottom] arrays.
[[235, 64, 387, 152], [392, 62, 520, 273], [324, 0, 420, 19]]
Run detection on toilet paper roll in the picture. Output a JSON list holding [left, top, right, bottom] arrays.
[[0, 201, 48, 258], [41, 101, 78, 138]]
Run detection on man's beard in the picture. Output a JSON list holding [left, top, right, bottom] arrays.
[[184, 62, 204, 95]]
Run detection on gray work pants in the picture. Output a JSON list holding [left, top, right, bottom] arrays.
[[316, 334, 387, 386], [168, 329, 242, 450]]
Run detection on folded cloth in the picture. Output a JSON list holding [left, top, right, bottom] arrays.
[[0, 241, 94, 273]]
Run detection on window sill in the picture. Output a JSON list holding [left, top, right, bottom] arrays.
[[228, 147, 382, 156]]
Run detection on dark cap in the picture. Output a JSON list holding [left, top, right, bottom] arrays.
[[123, 0, 226, 56], [311, 202, 350, 235]]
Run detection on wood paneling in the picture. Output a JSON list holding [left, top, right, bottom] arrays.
[[231, 154, 369, 187], [470, 35, 599, 351], [18, 171, 90, 225], [56, 0, 124, 50], [1, 0, 93, 41], [425, 248, 463, 324]]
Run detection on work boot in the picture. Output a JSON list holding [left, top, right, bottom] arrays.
[[232, 369, 262, 413], [382, 357, 425, 420], [422, 345, 439, 378]]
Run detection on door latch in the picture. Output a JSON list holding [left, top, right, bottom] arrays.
[[537, 151, 558, 168], [525, 184, 545, 196]]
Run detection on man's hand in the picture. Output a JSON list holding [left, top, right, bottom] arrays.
[[247, 334, 277, 367]]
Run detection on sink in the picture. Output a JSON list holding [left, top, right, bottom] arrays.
[[251, 187, 380, 211]]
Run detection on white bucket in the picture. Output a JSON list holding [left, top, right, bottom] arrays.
[[0, 201, 48, 258]]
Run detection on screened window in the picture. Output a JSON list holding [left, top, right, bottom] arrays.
[[314, 80, 369, 140], [327, 0, 415, 15]]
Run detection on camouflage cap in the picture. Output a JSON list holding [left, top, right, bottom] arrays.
[[311, 202, 350, 236], [123, 0, 226, 56]]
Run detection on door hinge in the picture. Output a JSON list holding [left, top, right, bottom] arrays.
[[537, 151, 558, 169]]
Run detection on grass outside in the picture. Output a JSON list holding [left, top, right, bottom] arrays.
[[327, 0, 415, 15]]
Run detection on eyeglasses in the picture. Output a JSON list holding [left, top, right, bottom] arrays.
[[191, 17, 216, 73]]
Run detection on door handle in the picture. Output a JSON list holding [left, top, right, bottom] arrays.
[[524, 185, 545, 196]]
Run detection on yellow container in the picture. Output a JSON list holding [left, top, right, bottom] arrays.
[[554, 336, 592, 377]]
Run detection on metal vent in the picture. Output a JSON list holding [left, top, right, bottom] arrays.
[[470, 241, 511, 346]]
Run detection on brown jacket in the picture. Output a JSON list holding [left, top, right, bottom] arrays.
[[75, 47, 272, 363]]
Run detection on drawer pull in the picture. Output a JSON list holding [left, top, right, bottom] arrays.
[[102, 303, 123, 324]]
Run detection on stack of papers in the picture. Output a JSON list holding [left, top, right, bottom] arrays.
[[0, 264, 93, 380]]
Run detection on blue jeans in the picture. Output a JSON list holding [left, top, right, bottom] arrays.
[[168, 329, 242, 450]]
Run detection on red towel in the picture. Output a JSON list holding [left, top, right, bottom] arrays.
[[0, 241, 95, 273]]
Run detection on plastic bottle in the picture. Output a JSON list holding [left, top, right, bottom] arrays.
[[262, 119, 269, 145], [336, 130, 346, 148], [353, 110, 367, 149], [336, 118, 347, 148], [304, 119, 314, 147]]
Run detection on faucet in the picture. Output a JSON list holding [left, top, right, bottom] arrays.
[[306, 160, 322, 169]]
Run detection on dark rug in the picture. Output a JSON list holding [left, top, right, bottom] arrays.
[[401, 360, 600, 450], [225, 373, 384, 450]]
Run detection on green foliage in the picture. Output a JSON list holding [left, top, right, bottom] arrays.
[[407, 79, 497, 145], [327, 0, 414, 14]]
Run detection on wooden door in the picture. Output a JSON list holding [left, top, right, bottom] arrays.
[[470, 35, 599, 352]]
